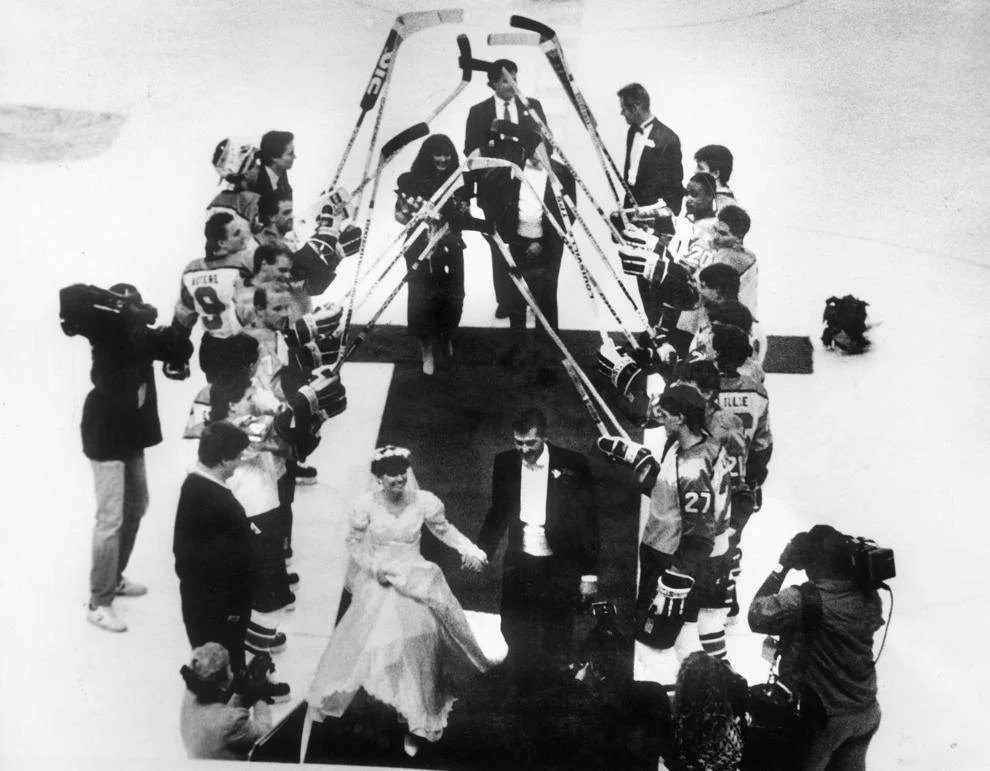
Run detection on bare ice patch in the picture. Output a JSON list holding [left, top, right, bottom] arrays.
[[0, 104, 126, 164]]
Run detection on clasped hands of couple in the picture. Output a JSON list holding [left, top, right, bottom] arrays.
[[375, 552, 488, 587]]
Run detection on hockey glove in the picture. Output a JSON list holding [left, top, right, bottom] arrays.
[[595, 343, 642, 396], [654, 253, 700, 311], [730, 485, 757, 531], [652, 569, 695, 618], [619, 243, 661, 283], [298, 366, 347, 419], [286, 305, 342, 347], [338, 225, 363, 257], [596, 436, 659, 483]]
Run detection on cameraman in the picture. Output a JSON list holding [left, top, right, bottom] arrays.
[[179, 642, 273, 760], [748, 525, 885, 770], [61, 282, 192, 633]]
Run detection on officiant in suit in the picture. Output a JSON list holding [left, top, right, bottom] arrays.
[[479, 408, 599, 675], [465, 60, 550, 318]]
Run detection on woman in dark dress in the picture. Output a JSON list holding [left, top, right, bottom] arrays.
[[394, 134, 469, 375]]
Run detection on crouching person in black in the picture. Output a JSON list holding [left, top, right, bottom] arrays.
[[60, 282, 192, 633], [179, 642, 274, 760], [748, 526, 886, 771]]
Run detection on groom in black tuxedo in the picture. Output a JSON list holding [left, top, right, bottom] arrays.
[[479, 408, 599, 674]]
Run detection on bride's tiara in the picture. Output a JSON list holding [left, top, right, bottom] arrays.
[[372, 445, 411, 462]]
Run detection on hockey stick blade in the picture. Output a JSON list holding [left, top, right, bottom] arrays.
[[379, 123, 429, 164], [487, 32, 539, 47], [396, 8, 464, 40], [509, 15, 556, 42], [456, 34, 474, 81]]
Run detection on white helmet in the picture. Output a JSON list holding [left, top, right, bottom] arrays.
[[212, 137, 259, 182]]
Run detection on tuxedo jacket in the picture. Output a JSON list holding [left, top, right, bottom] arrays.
[[249, 163, 293, 201], [479, 443, 599, 577], [464, 96, 549, 157], [623, 118, 684, 215], [475, 159, 576, 263]]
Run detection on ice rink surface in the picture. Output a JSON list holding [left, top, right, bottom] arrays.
[[2, 0, 989, 768]]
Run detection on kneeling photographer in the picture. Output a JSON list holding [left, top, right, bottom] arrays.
[[179, 642, 275, 760], [748, 525, 893, 770]]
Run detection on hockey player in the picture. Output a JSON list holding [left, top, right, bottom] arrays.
[[711, 324, 772, 519], [708, 205, 758, 313], [173, 211, 256, 383], [208, 137, 262, 236], [596, 386, 721, 684], [255, 192, 299, 251], [668, 172, 718, 271], [671, 360, 750, 662], [693, 145, 736, 210]]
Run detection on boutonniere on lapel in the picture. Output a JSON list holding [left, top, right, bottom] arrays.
[[551, 469, 562, 480], [643, 138, 656, 149]]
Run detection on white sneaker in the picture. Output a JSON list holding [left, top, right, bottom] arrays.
[[115, 577, 147, 597], [87, 605, 127, 633], [422, 347, 435, 376]]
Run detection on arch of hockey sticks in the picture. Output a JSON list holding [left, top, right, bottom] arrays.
[[295, 9, 710, 448]]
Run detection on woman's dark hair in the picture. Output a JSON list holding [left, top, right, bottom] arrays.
[[409, 134, 460, 182], [672, 652, 743, 767], [658, 385, 708, 434], [198, 422, 250, 467], [259, 130, 294, 166], [370, 446, 412, 478], [209, 374, 252, 423], [712, 324, 753, 377]]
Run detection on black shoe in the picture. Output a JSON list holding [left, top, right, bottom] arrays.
[[246, 630, 287, 656], [495, 305, 509, 319], [260, 679, 292, 704], [254, 591, 296, 614], [293, 463, 318, 485], [287, 572, 299, 585]]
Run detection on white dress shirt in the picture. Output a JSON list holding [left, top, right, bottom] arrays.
[[519, 445, 553, 556], [626, 115, 656, 187], [517, 162, 548, 240], [495, 96, 519, 125]]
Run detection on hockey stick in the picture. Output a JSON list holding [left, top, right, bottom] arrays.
[[326, 9, 464, 192], [486, 32, 539, 47], [509, 15, 634, 206], [333, 223, 453, 372], [489, 75, 651, 328], [482, 230, 628, 438], [561, 359, 628, 439], [302, 37, 475, 228]]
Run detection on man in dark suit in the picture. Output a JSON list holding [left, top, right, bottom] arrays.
[[479, 408, 599, 677], [464, 59, 549, 157], [476, 133, 576, 381], [465, 60, 549, 317], [617, 83, 684, 325]]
